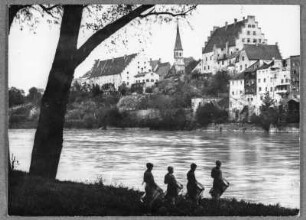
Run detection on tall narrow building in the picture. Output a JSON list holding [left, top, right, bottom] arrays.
[[173, 24, 185, 72]]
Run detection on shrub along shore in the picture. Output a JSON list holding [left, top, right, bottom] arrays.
[[9, 170, 299, 216]]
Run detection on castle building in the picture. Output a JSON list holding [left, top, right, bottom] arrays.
[[202, 15, 268, 75]]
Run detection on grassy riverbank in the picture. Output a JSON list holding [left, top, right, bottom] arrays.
[[9, 170, 299, 216]]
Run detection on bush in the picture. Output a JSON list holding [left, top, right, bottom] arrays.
[[196, 103, 227, 127]]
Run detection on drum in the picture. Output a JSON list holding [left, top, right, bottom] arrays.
[[196, 182, 205, 199]]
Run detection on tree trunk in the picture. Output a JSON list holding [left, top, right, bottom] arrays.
[[29, 5, 83, 179]]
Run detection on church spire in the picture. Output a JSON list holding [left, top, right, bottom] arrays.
[[174, 23, 183, 51]]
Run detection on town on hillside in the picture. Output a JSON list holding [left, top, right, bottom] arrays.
[[9, 15, 300, 131]]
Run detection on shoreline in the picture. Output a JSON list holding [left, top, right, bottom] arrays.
[[9, 170, 299, 216], [9, 123, 300, 133]]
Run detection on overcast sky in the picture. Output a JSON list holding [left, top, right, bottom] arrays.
[[9, 4, 300, 92]]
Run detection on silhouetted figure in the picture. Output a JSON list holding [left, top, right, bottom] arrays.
[[164, 166, 182, 205], [187, 163, 204, 204], [142, 163, 163, 208], [210, 160, 229, 200]]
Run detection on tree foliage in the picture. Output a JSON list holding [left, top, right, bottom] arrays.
[[9, 87, 25, 107], [196, 103, 228, 127]]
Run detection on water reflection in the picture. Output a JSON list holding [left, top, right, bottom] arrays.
[[9, 129, 299, 208]]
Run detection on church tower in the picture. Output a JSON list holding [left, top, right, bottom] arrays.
[[174, 23, 185, 72]]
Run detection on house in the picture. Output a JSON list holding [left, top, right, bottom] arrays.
[[76, 53, 153, 89], [134, 71, 160, 89], [149, 59, 171, 80]]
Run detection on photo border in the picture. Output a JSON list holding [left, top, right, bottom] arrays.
[[1, 0, 305, 219]]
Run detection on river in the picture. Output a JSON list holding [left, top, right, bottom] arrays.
[[8, 129, 300, 209]]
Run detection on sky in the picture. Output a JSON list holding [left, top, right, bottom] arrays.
[[9, 5, 300, 92]]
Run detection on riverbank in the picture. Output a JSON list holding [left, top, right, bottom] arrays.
[[9, 170, 299, 216]]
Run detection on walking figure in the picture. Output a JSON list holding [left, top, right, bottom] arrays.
[[186, 163, 204, 204], [164, 166, 183, 205], [210, 160, 230, 200], [141, 163, 163, 208]]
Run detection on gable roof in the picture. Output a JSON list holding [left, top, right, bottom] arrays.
[[243, 60, 260, 73], [185, 60, 201, 74], [244, 44, 282, 60], [150, 59, 160, 71], [203, 20, 246, 53], [155, 62, 171, 76], [174, 25, 183, 50], [85, 53, 137, 78]]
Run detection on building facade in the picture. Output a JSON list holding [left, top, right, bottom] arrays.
[[202, 15, 268, 75]]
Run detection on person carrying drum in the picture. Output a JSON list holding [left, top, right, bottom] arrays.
[[210, 160, 229, 200], [187, 163, 203, 204], [143, 163, 158, 204], [164, 166, 183, 205]]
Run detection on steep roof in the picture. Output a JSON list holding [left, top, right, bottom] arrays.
[[174, 25, 183, 50], [243, 60, 260, 73], [149, 59, 160, 71], [203, 20, 246, 53], [244, 44, 282, 60], [185, 60, 201, 74], [155, 62, 171, 76], [85, 53, 137, 78]]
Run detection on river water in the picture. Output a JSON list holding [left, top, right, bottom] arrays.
[[9, 129, 300, 209]]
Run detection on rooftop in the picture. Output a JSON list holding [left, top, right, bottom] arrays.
[[243, 44, 282, 60]]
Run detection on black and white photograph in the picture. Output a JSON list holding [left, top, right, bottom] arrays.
[[7, 4, 300, 216]]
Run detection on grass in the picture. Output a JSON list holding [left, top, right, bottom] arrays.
[[9, 170, 299, 216]]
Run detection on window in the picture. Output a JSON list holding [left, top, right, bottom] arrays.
[[242, 56, 245, 61], [281, 79, 284, 83], [265, 87, 267, 91], [260, 96, 263, 100], [242, 38, 245, 42], [263, 78, 266, 82], [206, 57, 207, 61], [248, 24, 251, 28], [259, 39, 261, 43], [127, 77, 129, 80], [251, 98, 253, 101], [245, 64, 247, 69], [240, 65, 242, 70], [270, 87, 273, 92], [248, 98, 250, 101], [258, 78, 261, 83], [259, 87, 262, 91], [222, 60, 224, 65], [240, 91, 242, 94], [247, 38, 250, 43], [143, 80, 145, 82], [286, 78, 289, 83], [204, 66, 206, 70], [127, 82, 129, 85], [253, 31, 256, 35], [252, 24, 255, 28], [127, 71, 129, 74], [253, 39, 257, 43], [232, 91, 234, 95], [151, 79, 154, 82], [247, 31, 250, 35], [208, 66, 210, 70], [241, 81, 242, 85]]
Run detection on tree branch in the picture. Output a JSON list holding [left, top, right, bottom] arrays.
[[74, 4, 154, 67], [39, 5, 60, 19], [139, 5, 196, 18]]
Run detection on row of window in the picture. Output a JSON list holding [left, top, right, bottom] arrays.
[[258, 78, 289, 83], [174, 51, 182, 57], [247, 97, 254, 102], [231, 80, 243, 85], [247, 30, 257, 35], [135, 79, 158, 83], [258, 87, 273, 92], [242, 38, 262, 43], [231, 90, 243, 95], [247, 24, 256, 28]]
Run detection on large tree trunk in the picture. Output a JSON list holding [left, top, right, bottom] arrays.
[[29, 5, 83, 179]]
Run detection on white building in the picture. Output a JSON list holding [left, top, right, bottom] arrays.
[[134, 71, 160, 88], [229, 59, 292, 120], [76, 53, 153, 89]]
